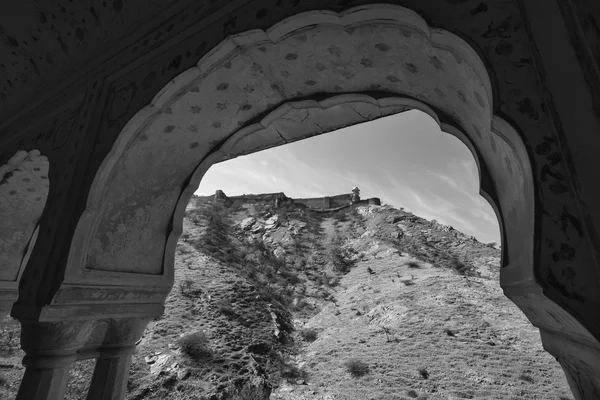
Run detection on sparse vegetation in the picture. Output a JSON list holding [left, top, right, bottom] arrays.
[[326, 235, 354, 274], [177, 331, 212, 362], [231, 384, 267, 400], [279, 363, 309, 382], [519, 372, 534, 383], [0, 318, 18, 355], [179, 278, 203, 298], [215, 298, 238, 318], [345, 358, 369, 377], [298, 328, 318, 342], [407, 389, 420, 398], [0, 196, 574, 400], [444, 328, 456, 337]]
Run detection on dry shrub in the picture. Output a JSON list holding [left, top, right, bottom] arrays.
[[177, 331, 212, 361], [345, 358, 369, 377], [298, 328, 318, 342]]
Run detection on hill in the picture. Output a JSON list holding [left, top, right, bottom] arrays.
[[0, 196, 574, 399]]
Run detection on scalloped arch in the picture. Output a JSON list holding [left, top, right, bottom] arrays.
[[63, 4, 533, 295]]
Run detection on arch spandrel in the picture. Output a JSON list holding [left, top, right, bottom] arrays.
[[69, 4, 499, 282], [0, 150, 49, 281], [0, 150, 49, 316]]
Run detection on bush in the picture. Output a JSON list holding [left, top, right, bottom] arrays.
[[519, 373, 534, 383], [451, 259, 475, 276], [0, 317, 20, 355], [177, 331, 212, 361], [280, 363, 309, 382], [179, 278, 203, 298], [299, 328, 318, 342], [345, 358, 369, 377], [215, 299, 238, 318], [231, 383, 268, 400], [407, 389, 420, 398], [326, 235, 354, 274]]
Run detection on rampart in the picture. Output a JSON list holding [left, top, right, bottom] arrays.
[[190, 189, 381, 211]]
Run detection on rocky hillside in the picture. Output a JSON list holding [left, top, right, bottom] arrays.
[[0, 197, 574, 399]]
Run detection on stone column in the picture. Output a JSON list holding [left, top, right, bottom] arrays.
[[84, 317, 150, 400], [16, 353, 78, 400], [12, 318, 94, 400], [12, 312, 152, 400], [86, 345, 136, 400], [14, 318, 95, 400]]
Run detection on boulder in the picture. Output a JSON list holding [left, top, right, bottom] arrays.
[[240, 217, 256, 230], [265, 215, 279, 225], [265, 215, 279, 229], [390, 215, 404, 224], [390, 231, 403, 239], [273, 247, 285, 259], [150, 353, 174, 375]]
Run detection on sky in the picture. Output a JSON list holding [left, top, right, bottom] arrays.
[[195, 110, 500, 245]]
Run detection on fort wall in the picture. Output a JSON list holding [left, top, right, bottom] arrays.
[[190, 190, 381, 211]]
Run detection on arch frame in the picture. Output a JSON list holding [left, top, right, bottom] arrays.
[[63, 3, 500, 285], [52, 4, 535, 330]]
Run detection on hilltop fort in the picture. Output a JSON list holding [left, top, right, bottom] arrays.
[[191, 187, 381, 212]]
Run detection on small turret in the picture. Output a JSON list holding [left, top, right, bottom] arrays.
[[351, 186, 361, 203]]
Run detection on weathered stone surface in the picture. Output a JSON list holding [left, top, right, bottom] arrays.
[[0, 1, 599, 399], [0, 150, 49, 282], [80, 8, 500, 279], [240, 217, 256, 231]]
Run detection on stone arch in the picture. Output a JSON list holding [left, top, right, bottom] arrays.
[[66, 5, 533, 291], [175, 94, 522, 268], [0, 149, 50, 317], [56, 2, 544, 327]]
